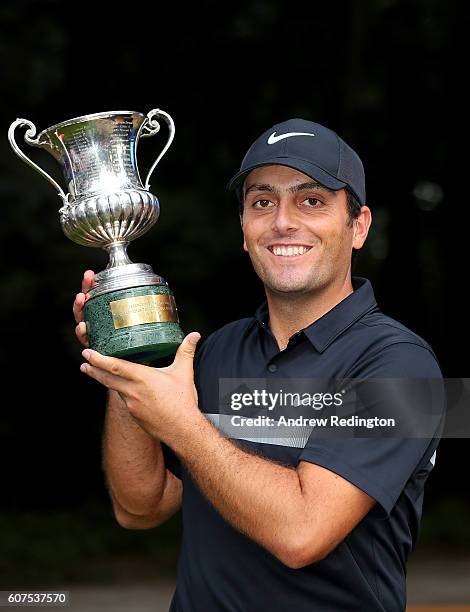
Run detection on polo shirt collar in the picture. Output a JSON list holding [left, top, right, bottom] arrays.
[[252, 276, 378, 353]]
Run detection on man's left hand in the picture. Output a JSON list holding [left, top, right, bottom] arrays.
[[79, 332, 202, 443]]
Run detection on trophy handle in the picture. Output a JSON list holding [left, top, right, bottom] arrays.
[[8, 118, 69, 204], [139, 109, 175, 191]]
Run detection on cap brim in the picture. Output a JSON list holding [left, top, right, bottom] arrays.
[[226, 158, 348, 195]]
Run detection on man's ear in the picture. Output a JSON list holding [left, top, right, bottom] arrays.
[[352, 205, 372, 250]]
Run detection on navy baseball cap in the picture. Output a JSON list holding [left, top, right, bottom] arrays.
[[227, 118, 366, 205]]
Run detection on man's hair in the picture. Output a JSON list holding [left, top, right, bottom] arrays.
[[237, 187, 363, 267]]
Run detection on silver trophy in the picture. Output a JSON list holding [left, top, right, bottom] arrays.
[[8, 109, 185, 361]]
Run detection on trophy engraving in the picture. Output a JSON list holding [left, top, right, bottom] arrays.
[[8, 109, 185, 361]]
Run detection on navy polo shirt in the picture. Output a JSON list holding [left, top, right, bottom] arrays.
[[163, 276, 444, 612]]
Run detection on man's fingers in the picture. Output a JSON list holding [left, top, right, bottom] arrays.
[[172, 332, 201, 367], [74, 271, 95, 328], [80, 362, 130, 393], [81, 270, 95, 294], [73, 293, 85, 324], [75, 322, 89, 347], [81, 349, 138, 380]]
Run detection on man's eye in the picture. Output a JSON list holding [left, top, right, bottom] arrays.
[[304, 197, 322, 207], [252, 199, 274, 209]]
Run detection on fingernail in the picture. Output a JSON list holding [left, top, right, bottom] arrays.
[[80, 363, 88, 373], [189, 332, 201, 344], [82, 349, 91, 360]]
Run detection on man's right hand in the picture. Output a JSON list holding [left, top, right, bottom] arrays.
[[73, 270, 95, 348]]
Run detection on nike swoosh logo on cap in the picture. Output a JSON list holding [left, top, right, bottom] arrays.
[[267, 131, 315, 144]]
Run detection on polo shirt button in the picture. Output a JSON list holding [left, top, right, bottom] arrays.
[[268, 364, 278, 373]]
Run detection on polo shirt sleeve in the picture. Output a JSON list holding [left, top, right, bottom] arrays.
[[161, 333, 211, 480], [297, 342, 445, 518]]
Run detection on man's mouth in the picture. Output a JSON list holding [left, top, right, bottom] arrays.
[[267, 244, 313, 257]]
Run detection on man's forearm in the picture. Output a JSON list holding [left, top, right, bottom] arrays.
[[171, 412, 307, 563], [103, 389, 167, 516]]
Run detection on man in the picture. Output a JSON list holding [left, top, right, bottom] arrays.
[[73, 118, 444, 611]]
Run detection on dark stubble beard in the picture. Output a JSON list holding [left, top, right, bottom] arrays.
[[248, 249, 332, 296]]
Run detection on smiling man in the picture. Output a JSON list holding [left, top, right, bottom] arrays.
[[238, 164, 366, 350], [74, 118, 444, 612]]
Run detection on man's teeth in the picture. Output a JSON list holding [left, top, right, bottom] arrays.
[[271, 245, 311, 256]]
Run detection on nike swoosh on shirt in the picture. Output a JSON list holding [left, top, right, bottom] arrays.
[[267, 131, 316, 144]]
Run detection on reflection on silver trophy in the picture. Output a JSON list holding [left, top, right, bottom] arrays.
[[8, 109, 185, 361]]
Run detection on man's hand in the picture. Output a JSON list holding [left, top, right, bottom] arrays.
[[73, 270, 95, 348], [79, 332, 202, 443]]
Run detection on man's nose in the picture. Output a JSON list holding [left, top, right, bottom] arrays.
[[271, 199, 299, 233]]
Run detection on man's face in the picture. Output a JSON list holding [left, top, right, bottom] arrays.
[[240, 165, 367, 295]]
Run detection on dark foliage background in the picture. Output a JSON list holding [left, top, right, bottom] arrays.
[[0, 0, 468, 583]]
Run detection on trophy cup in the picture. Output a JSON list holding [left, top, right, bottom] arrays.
[[8, 109, 185, 362]]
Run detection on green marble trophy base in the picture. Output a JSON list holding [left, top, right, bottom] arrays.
[[84, 284, 185, 363]]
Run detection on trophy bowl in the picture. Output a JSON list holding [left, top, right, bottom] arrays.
[[8, 109, 185, 362]]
